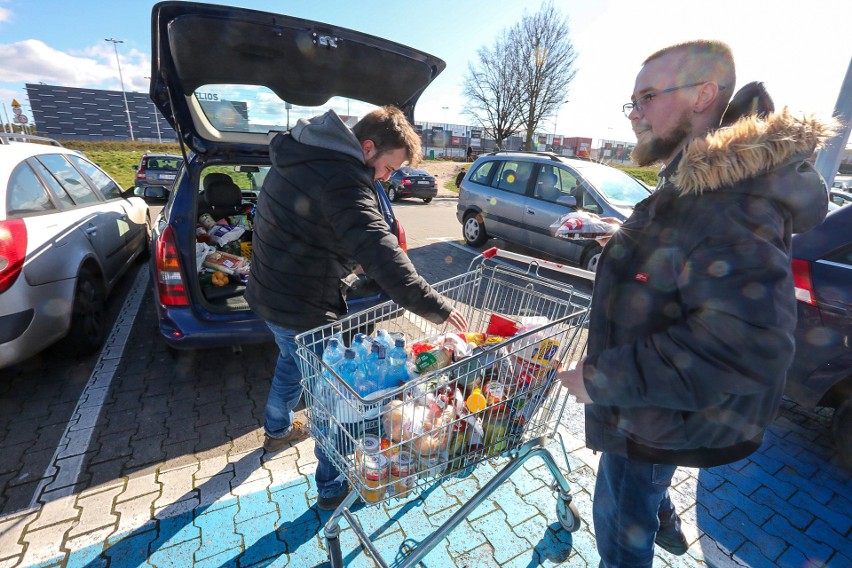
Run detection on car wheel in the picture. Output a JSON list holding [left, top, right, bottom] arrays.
[[55, 268, 106, 356], [463, 212, 488, 247], [423, 197, 433, 204], [832, 395, 852, 468], [388, 187, 398, 202], [582, 244, 602, 272]]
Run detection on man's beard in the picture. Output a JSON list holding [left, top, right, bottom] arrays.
[[631, 113, 692, 167]]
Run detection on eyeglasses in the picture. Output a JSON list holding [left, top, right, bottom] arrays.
[[623, 81, 709, 117]]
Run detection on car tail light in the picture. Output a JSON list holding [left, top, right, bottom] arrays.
[[792, 258, 816, 306], [136, 156, 147, 182], [402, 178, 413, 186], [155, 225, 188, 306], [397, 221, 408, 253], [0, 219, 27, 294]]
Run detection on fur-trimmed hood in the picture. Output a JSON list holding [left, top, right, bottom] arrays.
[[674, 109, 838, 194]]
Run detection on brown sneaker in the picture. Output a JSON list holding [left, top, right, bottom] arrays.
[[263, 419, 310, 452]]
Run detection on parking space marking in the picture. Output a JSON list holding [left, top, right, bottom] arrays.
[[29, 268, 149, 508]]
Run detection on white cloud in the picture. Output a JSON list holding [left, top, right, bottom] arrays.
[[0, 7, 11, 23], [0, 39, 151, 93]]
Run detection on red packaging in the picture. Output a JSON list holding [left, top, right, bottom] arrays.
[[486, 313, 521, 337]]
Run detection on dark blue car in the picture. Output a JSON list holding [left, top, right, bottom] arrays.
[[787, 203, 852, 466], [147, 2, 440, 350]]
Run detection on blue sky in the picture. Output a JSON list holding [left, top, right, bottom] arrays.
[[1, 0, 850, 144]]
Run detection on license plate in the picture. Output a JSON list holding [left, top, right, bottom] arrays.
[[160, 174, 176, 180], [417, 180, 429, 185]]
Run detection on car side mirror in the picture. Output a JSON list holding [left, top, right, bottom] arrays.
[[556, 195, 577, 207], [143, 186, 169, 200]]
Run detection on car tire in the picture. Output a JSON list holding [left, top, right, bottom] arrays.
[[55, 268, 106, 356], [388, 186, 398, 202], [582, 244, 602, 272], [423, 198, 433, 204], [463, 212, 488, 247], [138, 213, 153, 262], [832, 395, 852, 468]]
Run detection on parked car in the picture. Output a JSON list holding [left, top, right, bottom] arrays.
[[0, 133, 150, 369], [132, 153, 183, 189], [384, 167, 438, 203], [832, 178, 851, 191], [147, 2, 438, 350], [787, 204, 852, 466], [829, 189, 852, 207], [457, 151, 651, 271]]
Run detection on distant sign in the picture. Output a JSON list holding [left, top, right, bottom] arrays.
[[11, 99, 21, 108], [14, 115, 28, 124]]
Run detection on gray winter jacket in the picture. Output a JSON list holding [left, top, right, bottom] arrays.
[[246, 110, 452, 332], [583, 109, 835, 467]]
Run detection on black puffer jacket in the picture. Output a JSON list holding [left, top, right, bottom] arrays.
[[583, 109, 835, 467], [246, 111, 452, 332]]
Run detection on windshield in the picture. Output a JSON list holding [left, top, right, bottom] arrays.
[[579, 164, 651, 207], [194, 84, 380, 134]]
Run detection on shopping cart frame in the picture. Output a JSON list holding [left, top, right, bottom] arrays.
[[295, 248, 593, 567]]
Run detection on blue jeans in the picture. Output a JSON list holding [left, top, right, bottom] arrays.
[[593, 452, 677, 568], [265, 322, 345, 499]]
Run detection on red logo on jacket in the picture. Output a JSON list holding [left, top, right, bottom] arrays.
[[634, 272, 649, 282]]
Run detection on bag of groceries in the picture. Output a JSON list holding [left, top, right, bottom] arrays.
[[549, 211, 618, 240]]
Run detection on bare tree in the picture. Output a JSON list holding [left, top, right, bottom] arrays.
[[462, 31, 524, 149], [511, 2, 578, 150]]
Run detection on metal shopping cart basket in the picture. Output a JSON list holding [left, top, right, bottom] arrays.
[[295, 248, 593, 567]]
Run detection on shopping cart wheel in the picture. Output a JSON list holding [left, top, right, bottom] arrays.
[[556, 496, 582, 532], [327, 536, 344, 568]]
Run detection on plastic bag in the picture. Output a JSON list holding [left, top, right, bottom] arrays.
[[195, 243, 216, 272], [550, 211, 618, 240]]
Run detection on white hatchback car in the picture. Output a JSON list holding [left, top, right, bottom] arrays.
[[0, 134, 150, 369]]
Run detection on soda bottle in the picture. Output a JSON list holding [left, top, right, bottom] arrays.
[[385, 338, 411, 388]]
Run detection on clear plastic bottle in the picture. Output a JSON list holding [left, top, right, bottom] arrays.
[[375, 329, 396, 352], [385, 338, 411, 388], [351, 333, 371, 371], [339, 348, 371, 397], [314, 337, 344, 439], [322, 337, 345, 377], [363, 341, 387, 396]]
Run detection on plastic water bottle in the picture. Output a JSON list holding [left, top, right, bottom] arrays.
[[363, 341, 387, 396], [375, 329, 395, 352], [351, 333, 371, 370], [313, 337, 343, 439], [385, 338, 411, 387], [322, 337, 345, 377], [338, 348, 371, 395]]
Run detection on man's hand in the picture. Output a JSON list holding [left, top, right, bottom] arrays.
[[557, 362, 592, 404], [595, 217, 623, 248], [445, 308, 468, 331]]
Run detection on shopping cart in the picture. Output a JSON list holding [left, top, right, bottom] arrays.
[[295, 248, 593, 567]]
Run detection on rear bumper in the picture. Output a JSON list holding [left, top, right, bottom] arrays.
[[0, 279, 74, 368], [398, 186, 438, 198]]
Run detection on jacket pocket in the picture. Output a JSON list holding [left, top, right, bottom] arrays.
[[618, 407, 689, 450]]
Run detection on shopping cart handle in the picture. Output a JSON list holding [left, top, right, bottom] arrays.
[[478, 247, 595, 281]]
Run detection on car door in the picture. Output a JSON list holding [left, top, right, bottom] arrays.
[[482, 159, 534, 245], [522, 164, 585, 263], [36, 153, 129, 283], [67, 153, 148, 257]]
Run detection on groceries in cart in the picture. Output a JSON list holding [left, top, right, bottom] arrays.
[[549, 210, 619, 240], [308, 314, 565, 501]]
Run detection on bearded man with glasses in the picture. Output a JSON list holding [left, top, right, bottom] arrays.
[[558, 40, 836, 567]]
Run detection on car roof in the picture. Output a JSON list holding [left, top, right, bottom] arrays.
[[792, 204, 852, 259], [150, 1, 445, 155], [0, 143, 82, 192]]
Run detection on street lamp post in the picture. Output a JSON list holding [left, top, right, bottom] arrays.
[[105, 38, 135, 141]]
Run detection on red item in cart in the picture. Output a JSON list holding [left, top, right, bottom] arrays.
[[410, 341, 436, 358], [486, 313, 521, 337]]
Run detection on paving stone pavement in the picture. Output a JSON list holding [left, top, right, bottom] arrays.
[[0, 238, 850, 567]]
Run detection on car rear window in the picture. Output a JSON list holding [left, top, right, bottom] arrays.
[[147, 157, 181, 171]]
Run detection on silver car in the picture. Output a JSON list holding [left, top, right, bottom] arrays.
[[0, 134, 150, 369], [457, 151, 652, 271]]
